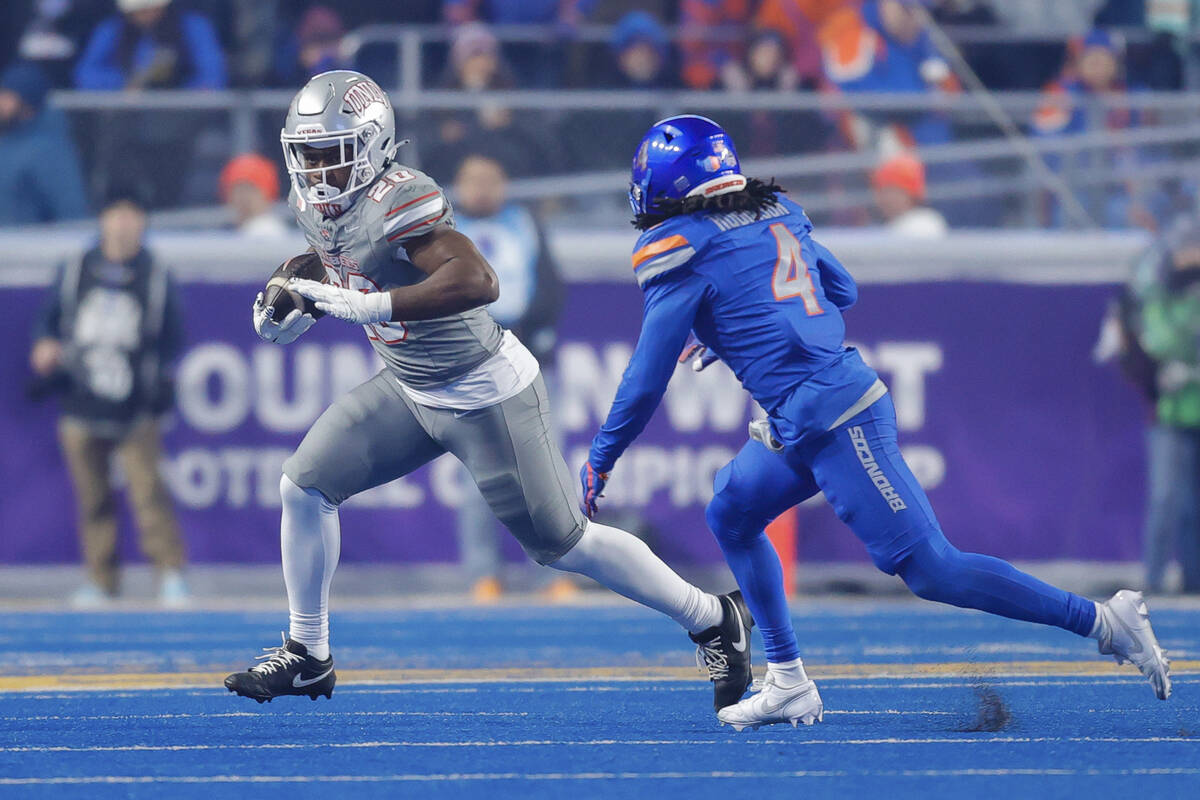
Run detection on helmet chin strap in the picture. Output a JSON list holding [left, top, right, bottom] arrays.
[[305, 182, 348, 216], [309, 181, 341, 200]]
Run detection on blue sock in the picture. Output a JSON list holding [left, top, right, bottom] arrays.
[[896, 534, 1096, 637], [716, 532, 801, 663], [707, 498, 802, 663]]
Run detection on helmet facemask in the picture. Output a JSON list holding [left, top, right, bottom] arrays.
[[282, 121, 383, 210]]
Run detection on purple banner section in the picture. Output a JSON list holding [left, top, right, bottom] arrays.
[[1, 280, 1147, 566]]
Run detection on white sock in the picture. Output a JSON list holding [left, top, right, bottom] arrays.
[[280, 475, 340, 661], [552, 521, 723, 633], [1088, 601, 1107, 640], [767, 658, 809, 688]]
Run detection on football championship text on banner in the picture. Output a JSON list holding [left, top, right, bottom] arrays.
[[1, 281, 1145, 566]]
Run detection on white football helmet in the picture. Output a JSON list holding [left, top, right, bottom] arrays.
[[281, 70, 399, 210]]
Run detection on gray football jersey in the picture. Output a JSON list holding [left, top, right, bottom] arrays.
[[289, 164, 503, 388]]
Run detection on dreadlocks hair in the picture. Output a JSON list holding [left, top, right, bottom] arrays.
[[632, 178, 787, 231]]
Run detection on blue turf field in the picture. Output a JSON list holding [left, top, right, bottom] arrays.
[[0, 600, 1198, 799]]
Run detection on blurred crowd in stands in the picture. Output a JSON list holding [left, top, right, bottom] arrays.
[[1, 0, 1199, 231]]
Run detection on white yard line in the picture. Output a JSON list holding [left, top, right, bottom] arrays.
[[4, 736, 1199, 754], [1, 710, 527, 722], [4, 768, 1200, 785]]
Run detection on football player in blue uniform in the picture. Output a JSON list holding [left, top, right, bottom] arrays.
[[581, 115, 1172, 730]]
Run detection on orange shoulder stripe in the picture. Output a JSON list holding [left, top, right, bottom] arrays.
[[632, 235, 689, 270]]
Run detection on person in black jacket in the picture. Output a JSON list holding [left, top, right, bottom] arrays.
[[28, 188, 188, 607]]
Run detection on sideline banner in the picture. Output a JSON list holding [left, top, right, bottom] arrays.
[[1, 280, 1145, 566]]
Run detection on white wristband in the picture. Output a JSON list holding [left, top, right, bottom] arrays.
[[364, 291, 393, 324]]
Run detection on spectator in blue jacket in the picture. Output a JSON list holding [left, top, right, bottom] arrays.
[[0, 60, 87, 225], [593, 11, 675, 89], [444, 0, 585, 26], [1031, 30, 1166, 229], [73, 0, 226, 90], [827, 0, 957, 150]]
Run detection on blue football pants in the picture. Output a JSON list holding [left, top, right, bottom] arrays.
[[706, 394, 1097, 663]]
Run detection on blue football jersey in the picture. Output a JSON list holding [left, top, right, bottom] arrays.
[[588, 195, 881, 472]]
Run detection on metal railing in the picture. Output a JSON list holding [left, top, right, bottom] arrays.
[[0, 226, 1150, 285], [42, 84, 1200, 230]]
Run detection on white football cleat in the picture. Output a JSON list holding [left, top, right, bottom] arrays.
[[1096, 589, 1171, 700], [716, 672, 824, 732]]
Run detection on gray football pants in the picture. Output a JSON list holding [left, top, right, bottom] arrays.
[[282, 370, 585, 565]]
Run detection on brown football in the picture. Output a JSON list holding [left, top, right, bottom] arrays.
[[262, 252, 328, 320]]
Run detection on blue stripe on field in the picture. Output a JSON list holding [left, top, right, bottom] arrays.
[[0, 604, 1195, 674], [0, 603, 1197, 800]]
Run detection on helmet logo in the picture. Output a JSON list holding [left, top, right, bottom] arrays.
[[295, 123, 326, 135], [636, 140, 649, 170], [698, 139, 738, 174], [713, 139, 737, 165], [341, 81, 388, 118]]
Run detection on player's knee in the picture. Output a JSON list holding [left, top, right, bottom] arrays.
[[706, 467, 766, 548], [546, 519, 592, 571], [896, 538, 967, 604], [539, 521, 586, 567], [899, 562, 942, 602], [280, 473, 310, 508], [704, 492, 736, 541], [280, 473, 333, 512]]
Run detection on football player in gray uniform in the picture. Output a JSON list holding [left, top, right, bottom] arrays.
[[223, 71, 754, 713]]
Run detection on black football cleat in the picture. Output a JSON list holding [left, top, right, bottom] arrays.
[[689, 590, 755, 711], [224, 634, 336, 703]]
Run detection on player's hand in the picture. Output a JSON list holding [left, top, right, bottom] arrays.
[[579, 462, 609, 519], [30, 338, 63, 376], [289, 278, 393, 325], [253, 291, 315, 345], [679, 336, 719, 372]]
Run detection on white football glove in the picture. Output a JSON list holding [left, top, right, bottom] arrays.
[[749, 419, 784, 453], [252, 291, 315, 345], [289, 278, 392, 325]]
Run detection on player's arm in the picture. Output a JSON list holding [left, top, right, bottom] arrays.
[[581, 272, 708, 516], [288, 227, 498, 323], [811, 239, 857, 311], [290, 173, 500, 323], [391, 226, 500, 320], [29, 264, 66, 376], [289, 227, 499, 324]]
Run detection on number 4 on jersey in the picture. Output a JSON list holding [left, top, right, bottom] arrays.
[[769, 223, 823, 316]]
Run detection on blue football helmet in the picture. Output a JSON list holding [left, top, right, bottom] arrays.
[[629, 115, 746, 216]]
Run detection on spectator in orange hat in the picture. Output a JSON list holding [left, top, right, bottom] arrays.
[[219, 154, 289, 238], [871, 152, 948, 238]]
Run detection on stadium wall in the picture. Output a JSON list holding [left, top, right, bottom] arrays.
[[0, 229, 1151, 567]]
